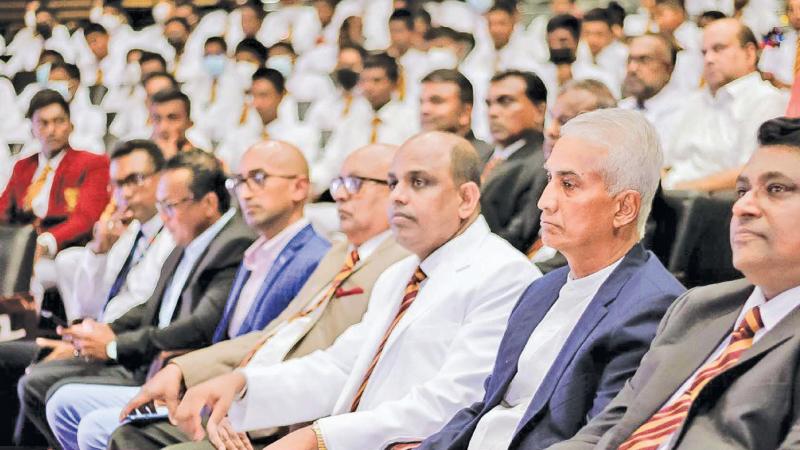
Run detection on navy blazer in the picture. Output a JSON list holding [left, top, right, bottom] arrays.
[[211, 223, 330, 343], [418, 244, 685, 450]]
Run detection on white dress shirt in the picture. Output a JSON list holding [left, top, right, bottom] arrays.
[[490, 139, 527, 161], [258, 4, 321, 55], [65, 215, 175, 323], [28, 149, 66, 219], [228, 218, 311, 337], [663, 72, 788, 188], [576, 40, 629, 87], [468, 258, 623, 450], [247, 230, 392, 367], [619, 82, 685, 152], [657, 283, 800, 449], [157, 209, 235, 328], [760, 28, 798, 87], [229, 216, 541, 449]]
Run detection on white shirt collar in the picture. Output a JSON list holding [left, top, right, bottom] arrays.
[[711, 71, 762, 102], [418, 215, 490, 279], [37, 148, 67, 169], [350, 229, 392, 262], [492, 138, 527, 160], [739, 284, 800, 332], [140, 214, 164, 240]]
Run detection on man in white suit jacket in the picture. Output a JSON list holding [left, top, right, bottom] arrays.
[[167, 131, 540, 449]]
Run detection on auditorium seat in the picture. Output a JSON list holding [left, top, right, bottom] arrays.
[[0, 223, 37, 296]]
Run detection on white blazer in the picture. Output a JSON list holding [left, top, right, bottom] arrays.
[[229, 216, 541, 449]]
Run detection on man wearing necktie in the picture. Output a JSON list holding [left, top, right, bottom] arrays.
[[0, 89, 110, 259], [111, 143, 409, 450], [549, 117, 800, 450], [166, 132, 539, 450]]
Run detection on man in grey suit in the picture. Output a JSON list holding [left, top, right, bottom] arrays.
[[549, 116, 800, 450], [419, 69, 493, 163], [16, 150, 255, 447]]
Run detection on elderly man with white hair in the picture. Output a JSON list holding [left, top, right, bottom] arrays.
[[408, 108, 686, 450]]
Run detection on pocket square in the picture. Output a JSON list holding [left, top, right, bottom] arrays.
[[334, 287, 364, 298]]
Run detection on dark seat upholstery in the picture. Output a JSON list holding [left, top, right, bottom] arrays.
[[0, 224, 36, 296]]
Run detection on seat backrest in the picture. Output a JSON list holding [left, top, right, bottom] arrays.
[[0, 224, 36, 296]]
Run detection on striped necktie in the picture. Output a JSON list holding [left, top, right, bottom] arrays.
[[24, 163, 52, 211], [617, 305, 764, 450], [238, 249, 361, 367], [349, 266, 427, 412]]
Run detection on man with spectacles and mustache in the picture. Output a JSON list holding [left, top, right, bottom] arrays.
[[101, 143, 409, 450], [16, 150, 256, 449], [42, 142, 334, 450]]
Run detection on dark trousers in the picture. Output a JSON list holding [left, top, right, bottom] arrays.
[[0, 340, 40, 446], [18, 355, 136, 448]]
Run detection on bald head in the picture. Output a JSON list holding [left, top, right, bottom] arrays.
[[344, 143, 397, 177], [388, 131, 482, 259], [235, 140, 310, 237], [702, 18, 758, 93]]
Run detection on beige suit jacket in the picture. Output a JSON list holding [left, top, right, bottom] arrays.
[[173, 237, 409, 387], [549, 278, 800, 450]]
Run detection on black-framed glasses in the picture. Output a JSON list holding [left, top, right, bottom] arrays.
[[109, 172, 156, 191], [225, 169, 298, 192], [330, 175, 388, 195], [156, 196, 195, 217]]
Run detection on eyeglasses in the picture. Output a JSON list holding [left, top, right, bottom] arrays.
[[156, 196, 195, 217], [330, 175, 388, 195], [225, 169, 298, 192], [109, 172, 155, 191]]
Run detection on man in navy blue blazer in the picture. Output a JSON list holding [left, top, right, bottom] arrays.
[[404, 109, 685, 450], [41, 141, 330, 450]]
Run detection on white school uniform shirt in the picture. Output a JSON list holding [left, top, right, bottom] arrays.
[[576, 40, 629, 87], [760, 28, 798, 87], [3, 25, 74, 77], [216, 107, 320, 173], [468, 257, 623, 450], [314, 98, 418, 194], [619, 82, 686, 152], [663, 72, 788, 189], [258, 5, 321, 55], [228, 216, 541, 450], [183, 67, 247, 145], [657, 283, 800, 449], [64, 215, 176, 323]]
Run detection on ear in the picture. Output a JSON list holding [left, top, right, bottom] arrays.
[[291, 176, 311, 203], [203, 191, 220, 216], [613, 190, 641, 230], [460, 104, 473, 129], [457, 181, 481, 220]]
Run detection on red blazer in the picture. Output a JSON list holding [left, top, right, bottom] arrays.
[[0, 148, 110, 250]]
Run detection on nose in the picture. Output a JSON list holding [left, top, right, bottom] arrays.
[[331, 183, 349, 202], [537, 176, 557, 213], [389, 181, 408, 206], [732, 189, 760, 219], [545, 120, 561, 142]]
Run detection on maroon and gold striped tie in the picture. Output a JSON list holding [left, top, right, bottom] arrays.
[[238, 250, 361, 367], [349, 266, 427, 412], [617, 305, 764, 450]]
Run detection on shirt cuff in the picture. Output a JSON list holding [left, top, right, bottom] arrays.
[[36, 232, 58, 257], [312, 422, 328, 450]]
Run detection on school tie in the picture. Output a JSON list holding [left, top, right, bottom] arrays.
[[617, 305, 764, 450], [96, 67, 104, 86], [23, 163, 53, 211], [210, 78, 218, 103], [369, 115, 382, 144], [480, 155, 503, 183], [349, 266, 427, 412], [238, 250, 361, 367]]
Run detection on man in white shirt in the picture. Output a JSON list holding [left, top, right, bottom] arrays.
[[619, 34, 684, 151], [217, 68, 319, 172], [663, 19, 788, 191], [388, 9, 428, 106], [412, 109, 684, 450], [759, 0, 800, 89], [577, 8, 629, 86], [78, 23, 123, 93], [651, 0, 704, 90], [315, 53, 418, 194], [549, 116, 800, 450], [165, 131, 539, 450], [4, 6, 74, 78]]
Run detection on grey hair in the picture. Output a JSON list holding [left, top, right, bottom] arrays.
[[559, 108, 663, 238]]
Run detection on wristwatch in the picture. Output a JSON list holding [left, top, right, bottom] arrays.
[[105, 340, 118, 360]]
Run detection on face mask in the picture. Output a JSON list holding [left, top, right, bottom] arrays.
[[36, 63, 52, 86], [152, 2, 172, 24], [123, 63, 141, 85], [98, 14, 122, 32], [36, 23, 53, 40], [49, 80, 72, 101], [25, 10, 36, 29], [334, 68, 359, 90], [266, 55, 293, 79], [203, 54, 227, 78], [427, 47, 459, 70], [235, 60, 258, 85], [549, 47, 576, 65]]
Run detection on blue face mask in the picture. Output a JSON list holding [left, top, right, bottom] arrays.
[[203, 54, 227, 78], [49, 80, 72, 101], [36, 63, 51, 86]]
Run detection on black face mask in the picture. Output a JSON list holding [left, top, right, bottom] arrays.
[[36, 23, 53, 40], [334, 68, 359, 91], [167, 37, 185, 53], [549, 47, 576, 65]]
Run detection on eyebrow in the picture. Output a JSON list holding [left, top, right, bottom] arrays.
[[759, 171, 792, 183]]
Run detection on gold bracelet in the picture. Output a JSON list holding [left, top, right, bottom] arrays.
[[312, 422, 327, 450]]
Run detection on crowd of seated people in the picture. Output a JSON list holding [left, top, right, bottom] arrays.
[[0, 0, 799, 449]]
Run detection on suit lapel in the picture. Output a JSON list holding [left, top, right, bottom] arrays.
[[512, 245, 648, 435], [212, 265, 251, 342], [145, 246, 185, 325]]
